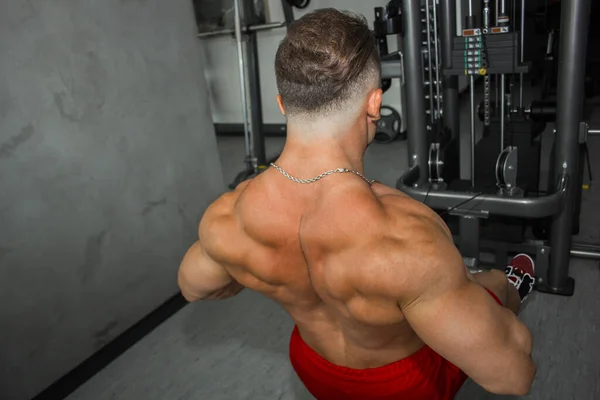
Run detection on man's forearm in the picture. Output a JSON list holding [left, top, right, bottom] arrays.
[[202, 280, 245, 300], [179, 276, 245, 302]]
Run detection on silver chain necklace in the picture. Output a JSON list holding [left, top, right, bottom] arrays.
[[270, 163, 374, 185]]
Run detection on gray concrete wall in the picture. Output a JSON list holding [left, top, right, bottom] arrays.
[[0, 1, 224, 399]]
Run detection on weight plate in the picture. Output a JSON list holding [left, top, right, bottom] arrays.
[[374, 105, 402, 144]]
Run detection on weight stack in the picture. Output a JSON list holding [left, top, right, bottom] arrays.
[[421, 4, 442, 137]]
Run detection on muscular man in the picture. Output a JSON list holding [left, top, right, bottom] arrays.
[[178, 8, 536, 399]]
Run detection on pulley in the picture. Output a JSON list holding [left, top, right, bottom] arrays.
[[495, 146, 519, 190], [428, 142, 445, 183]]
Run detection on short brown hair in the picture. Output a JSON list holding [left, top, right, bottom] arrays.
[[275, 9, 380, 116]]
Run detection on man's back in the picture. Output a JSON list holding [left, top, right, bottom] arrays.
[[179, 8, 536, 398], [202, 171, 436, 369]]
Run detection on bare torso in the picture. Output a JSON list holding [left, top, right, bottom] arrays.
[[205, 170, 444, 369]]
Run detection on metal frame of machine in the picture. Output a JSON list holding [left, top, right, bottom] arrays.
[[197, 0, 297, 188], [377, 0, 596, 296]]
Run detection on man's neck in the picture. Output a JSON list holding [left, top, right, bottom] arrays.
[[276, 122, 367, 175]]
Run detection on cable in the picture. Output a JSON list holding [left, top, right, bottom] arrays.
[[438, 192, 485, 216], [584, 143, 593, 185], [423, 183, 433, 206]]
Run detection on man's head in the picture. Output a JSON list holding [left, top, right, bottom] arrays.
[[275, 9, 382, 142]]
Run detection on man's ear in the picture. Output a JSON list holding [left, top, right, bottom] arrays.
[[276, 94, 286, 116], [367, 88, 383, 122]]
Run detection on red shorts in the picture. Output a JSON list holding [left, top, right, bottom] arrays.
[[289, 288, 503, 400]]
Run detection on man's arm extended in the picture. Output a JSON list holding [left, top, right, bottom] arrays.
[[177, 198, 245, 302], [395, 219, 536, 395], [177, 241, 244, 302]]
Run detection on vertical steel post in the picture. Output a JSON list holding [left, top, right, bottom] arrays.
[[541, 0, 592, 295], [519, 0, 526, 109], [467, 0, 476, 187], [440, 0, 459, 140], [243, 0, 266, 166], [233, 0, 252, 168], [402, 0, 429, 184]]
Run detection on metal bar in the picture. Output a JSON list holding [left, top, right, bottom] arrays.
[[483, 0, 491, 28], [425, 0, 435, 125], [546, 30, 554, 56], [546, 0, 592, 293], [500, 74, 506, 151], [281, 0, 295, 26], [381, 52, 404, 80], [519, 0, 526, 108], [233, 0, 252, 167], [496, 0, 499, 25], [432, 0, 442, 118], [197, 22, 286, 38], [570, 250, 600, 261], [470, 75, 476, 186], [243, 0, 266, 165], [460, 216, 481, 268], [402, 0, 429, 185], [483, 1, 491, 128], [572, 242, 600, 253], [589, 129, 600, 135], [440, 0, 459, 141], [495, 75, 499, 111], [471, 239, 600, 262], [571, 242, 600, 261], [467, 0, 476, 186], [396, 166, 568, 218]]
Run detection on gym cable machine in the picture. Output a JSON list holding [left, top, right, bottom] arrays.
[[376, 0, 596, 296]]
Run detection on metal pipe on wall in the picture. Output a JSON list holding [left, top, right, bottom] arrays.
[[233, 0, 253, 166], [402, 0, 429, 185], [246, 35, 266, 165], [440, 0, 459, 141], [243, 0, 266, 166], [545, 0, 592, 295], [519, 0, 526, 108]]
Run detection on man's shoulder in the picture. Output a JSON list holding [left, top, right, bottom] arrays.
[[198, 184, 251, 260], [375, 186, 452, 241], [203, 180, 252, 221], [341, 187, 457, 300]]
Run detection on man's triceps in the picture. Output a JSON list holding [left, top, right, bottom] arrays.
[[402, 267, 534, 394]]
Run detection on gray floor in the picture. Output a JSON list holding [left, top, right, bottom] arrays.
[[69, 99, 600, 399]]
